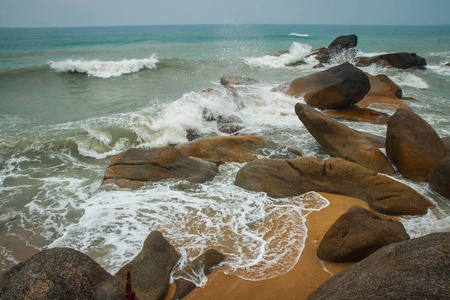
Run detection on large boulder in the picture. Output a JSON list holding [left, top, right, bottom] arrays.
[[357, 73, 410, 112], [327, 34, 358, 53], [317, 206, 410, 263], [102, 147, 220, 189], [115, 231, 181, 300], [175, 135, 300, 164], [308, 232, 450, 300], [171, 249, 226, 300], [428, 150, 450, 199], [235, 156, 431, 215], [386, 109, 447, 182], [0, 247, 123, 300], [356, 52, 427, 69], [274, 63, 370, 109], [295, 103, 395, 174]]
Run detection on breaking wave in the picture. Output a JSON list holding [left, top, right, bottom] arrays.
[[289, 33, 309, 37], [49, 55, 158, 78]]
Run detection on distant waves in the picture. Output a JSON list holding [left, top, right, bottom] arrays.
[[48, 55, 158, 78], [289, 33, 309, 37]]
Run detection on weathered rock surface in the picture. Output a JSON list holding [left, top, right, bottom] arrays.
[[0, 247, 123, 300], [441, 136, 450, 149], [171, 249, 226, 300], [220, 76, 258, 86], [274, 63, 370, 109], [308, 232, 450, 300], [327, 34, 358, 53], [235, 156, 431, 215], [217, 115, 244, 134], [386, 109, 447, 182], [357, 73, 410, 112], [102, 147, 220, 189], [295, 103, 395, 174], [306, 47, 331, 64], [317, 206, 410, 263], [356, 52, 427, 69], [428, 150, 450, 199], [357, 131, 386, 148], [175, 135, 300, 164], [322, 106, 390, 125], [115, 231, 181, 300]]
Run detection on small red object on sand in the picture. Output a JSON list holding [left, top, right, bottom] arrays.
[[125, 271, 140, 300]]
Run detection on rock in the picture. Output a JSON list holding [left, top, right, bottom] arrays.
[[235, 156, 431, 215], [217, 115, 244, 134], [223, 85, 245, 109], [306, 48, 330, 64], [356, 131, 386, 148], [428, 150, 450, 199], [186, 129, 203, 141], [441, 136, 450, 149], [267, 49, 289, 57], [0, 247, 123, 300], [446, 62, 450, 67], [102, 147, 220, 189], [386, 109, 447, 182], [115, 231, 181, 300], [171, 249, 226, 300], [220, 76, 258, 86], [356, 52, 427, 69], [307, 232, 450, 300], [274, 63, 370, 109], [327, 34, 358, 53], [201, 87, 244, 121], [295, 103, 395, 174], [175, 135, 295, 164], [357, 73, 410, 112], [322, 106, 390, 125], [317, 206, 410, 263], [313, 63, 325, 68]]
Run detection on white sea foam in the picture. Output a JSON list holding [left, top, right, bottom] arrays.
[[428, 64, 450, 76], [245, 42, 314, 68], [289, 33, 309, 37], [400, 209, 450, 238], [391, 73, 429, 89], [49, 55, 158, 78]]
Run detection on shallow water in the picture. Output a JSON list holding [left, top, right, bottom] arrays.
[[0, 24, 449, 282]]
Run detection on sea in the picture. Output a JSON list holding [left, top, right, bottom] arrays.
[[1, 24, 449, 282]]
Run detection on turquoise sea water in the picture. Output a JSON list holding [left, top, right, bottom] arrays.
[[0, 24, 449, 280]]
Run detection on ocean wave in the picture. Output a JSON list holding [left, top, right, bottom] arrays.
[[289, 33, 309, 37], [48, 55, 158, 78], [391, 73, 429, 89], [245, 42, 314, 68]]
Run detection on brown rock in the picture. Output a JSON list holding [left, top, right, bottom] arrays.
[[217, 115, 244, 134], [171, 249, 226, 300], [102, 147, 219, 189], [355, 52, 427, 69], [0, 248, 123, 300], [428, 150, 450, 199], [295, 103, 394, 174], [317, 206, 410, 263], [357, 131, 386, 148], [327, 35, 358, 53], [313, 63, 325, 68], [235, 156, 431, 215], [267, 49, 289, 57], [322, 106, 389, 125], [357, 73, 410, 112], [220, 76, 258, 86], [115, 231, 181, 300], [306, 48, 330, 64], [308, 233, 450, 300], [441, 136, 450, 149], [386, 109, 447, 182], [275, 63, 370, 109], [175, 135, 294, 164]]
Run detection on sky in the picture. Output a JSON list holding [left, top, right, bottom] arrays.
[[0, 0, 449, 28]]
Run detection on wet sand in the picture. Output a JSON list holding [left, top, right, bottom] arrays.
[[175, 193, 371, 300]]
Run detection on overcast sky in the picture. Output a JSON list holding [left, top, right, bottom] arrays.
[[0, 0, 449, 28]]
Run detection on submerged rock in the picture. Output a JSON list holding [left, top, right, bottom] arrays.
[[274, 63, 370, 109], [428, 150, 450, 199], [295, 103, 394, 174], [386, 109, 447, 182], [220, 76, 259, 86], [217, 115, 244, 134], [115, 231, 181, 300], [0, 247, 123, 300], [102, 147, 220, 189], [171, 249, 226, 300], [317, 206, 410, 263], [308, 232, 450, 300], [175, 135, 300, 164], [235, 156, 431, 215], [356, 52, 427, 69]]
